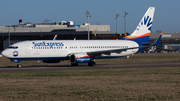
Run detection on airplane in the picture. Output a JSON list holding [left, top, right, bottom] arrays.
[[1, 7, 163, 68]]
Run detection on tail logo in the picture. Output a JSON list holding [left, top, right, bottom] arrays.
[[136, 16, 153, 31]]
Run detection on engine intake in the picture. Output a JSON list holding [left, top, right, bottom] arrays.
[[70, 53, 90, 63]]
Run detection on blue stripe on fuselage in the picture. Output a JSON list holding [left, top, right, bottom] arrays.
[[120, 36, 150, 53]]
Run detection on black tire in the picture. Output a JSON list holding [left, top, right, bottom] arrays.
[[88, 61, 95, 66], [71, 63, 78, 66], [17, 64, 21, 68]]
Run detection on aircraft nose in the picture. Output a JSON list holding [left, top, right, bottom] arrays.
[[1, 49, 10, 58]]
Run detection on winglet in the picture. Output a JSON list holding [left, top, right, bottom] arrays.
[[151, 32, 163, 46], [53, 35, 57, 40]]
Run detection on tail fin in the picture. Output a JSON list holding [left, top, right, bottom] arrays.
[[121, 7, 155, 42]]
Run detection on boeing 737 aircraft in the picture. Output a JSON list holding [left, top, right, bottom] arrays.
[[1, 7, 163, 68]]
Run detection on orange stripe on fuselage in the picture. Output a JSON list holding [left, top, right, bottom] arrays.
[[76, 55, 89, 58], [13, 54, 18, 55], [123, 33, 150, 39]]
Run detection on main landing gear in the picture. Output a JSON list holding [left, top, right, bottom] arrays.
[[88, 61, 95, 66], [71, 63, 79, 66]]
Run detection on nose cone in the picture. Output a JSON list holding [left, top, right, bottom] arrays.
[[1, 49, 10, 58]]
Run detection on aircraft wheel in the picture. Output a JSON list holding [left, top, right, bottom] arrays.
[[71, 63, 78, 66], [88, 61, 95, 66], [17, 64, 21, 68]]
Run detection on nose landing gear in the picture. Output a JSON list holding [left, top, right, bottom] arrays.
[[17, 64, 21, 68]]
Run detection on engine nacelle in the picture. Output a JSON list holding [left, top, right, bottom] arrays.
[[70, 53, 90, 63], [42, 59, 61, 63]]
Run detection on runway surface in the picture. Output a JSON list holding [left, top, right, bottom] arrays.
[[0, 62, 180, 73]]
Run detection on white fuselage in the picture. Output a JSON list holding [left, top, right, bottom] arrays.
[[2, 40, 139, 60]]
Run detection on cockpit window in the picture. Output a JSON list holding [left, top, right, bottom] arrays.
[[8, 46, 18, 49]]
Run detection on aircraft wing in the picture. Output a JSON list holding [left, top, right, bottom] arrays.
[[86, 46, 147, 57], [53, 35, 57, 40], [151, 32, 163, 46], [68, 45, 148, 58]]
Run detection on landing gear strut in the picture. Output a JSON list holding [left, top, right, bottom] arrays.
[[88, 61, 95, 66]]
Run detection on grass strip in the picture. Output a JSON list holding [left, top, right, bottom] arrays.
[[0, 67, 179, 100]]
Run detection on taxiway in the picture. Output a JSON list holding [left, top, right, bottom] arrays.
[[0, 62, 179, 73]]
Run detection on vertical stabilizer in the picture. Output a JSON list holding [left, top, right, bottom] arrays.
[[122, 7, 155, 42]]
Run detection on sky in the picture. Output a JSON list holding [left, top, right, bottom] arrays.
[[0, 0, 180, 33]]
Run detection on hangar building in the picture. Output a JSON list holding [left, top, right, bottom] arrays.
[[0, 21, 180, 52]]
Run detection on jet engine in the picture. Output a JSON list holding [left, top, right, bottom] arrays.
[[70, 53, 90, 63]]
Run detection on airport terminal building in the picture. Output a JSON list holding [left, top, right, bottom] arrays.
[[0, 21, 180, 52], [0, 21, 118, 52]]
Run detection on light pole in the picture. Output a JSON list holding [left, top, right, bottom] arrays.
[[8, 31, 10, 46], [124, 11, 128, 36], [115, 13, 120, 33], [86, 11, 91, 40]]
